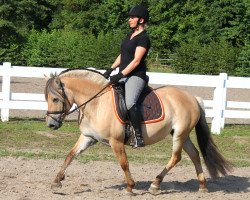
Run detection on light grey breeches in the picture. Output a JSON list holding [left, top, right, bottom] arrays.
[[120, 76, 146, 110]]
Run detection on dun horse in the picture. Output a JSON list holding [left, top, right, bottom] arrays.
[[45, 69, 231, 194]]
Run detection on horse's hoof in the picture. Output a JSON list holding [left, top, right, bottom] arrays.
[[51, 181, 62, 190], [125, 190, 136, 196], [199, 187, 208, 193], [149, 184, 160, 195]]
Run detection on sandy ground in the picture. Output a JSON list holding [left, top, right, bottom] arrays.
[[0, 157, 249, 200]]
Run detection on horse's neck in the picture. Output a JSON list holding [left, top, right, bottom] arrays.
[[62, 77, 109, 109]]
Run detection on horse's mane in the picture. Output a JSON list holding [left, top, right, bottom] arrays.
[[45, 68, 108, 101], [59, 68, 107, 84], [59, 68, 104, 76]]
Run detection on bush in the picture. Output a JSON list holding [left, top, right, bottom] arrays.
[[22, 29, 124, 68], [172, 39, 239, 75], [93, 30, 124, 69]]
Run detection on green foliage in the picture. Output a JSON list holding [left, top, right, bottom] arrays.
[[0, 0, 55, 64], [23, 29, 123, 68], [94, 30, 124, 68], [1, 0, 250, 76], [49, 0, 137, 35], [148, 0, 206, 53], [235, 43, 250, 76], [201, 0, 250, 46], [172, 39, 240, 75]]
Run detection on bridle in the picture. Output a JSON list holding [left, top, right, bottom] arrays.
[[46, 78, 110, 124], [46, 81, 71, 124]]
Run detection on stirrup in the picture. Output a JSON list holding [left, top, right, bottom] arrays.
[[133, 137, 144, 148]]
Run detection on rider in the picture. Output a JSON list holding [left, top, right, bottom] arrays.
[[103, 4, 151, 148]]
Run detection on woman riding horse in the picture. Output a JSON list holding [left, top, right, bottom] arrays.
[[103, 4, 151, 148]]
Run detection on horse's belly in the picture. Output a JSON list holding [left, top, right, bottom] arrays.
[[144, 121, 172, 145]]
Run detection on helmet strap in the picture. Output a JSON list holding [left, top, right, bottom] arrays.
[[133, 17, 143, 30]]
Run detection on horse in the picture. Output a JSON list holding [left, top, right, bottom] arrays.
[[44, 68, 232, 195]]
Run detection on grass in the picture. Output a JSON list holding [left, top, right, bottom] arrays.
[[0, 119, 249, 167]]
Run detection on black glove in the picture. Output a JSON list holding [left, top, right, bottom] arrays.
[[103, 68, 113, 79], [110, 73, 124, 84]]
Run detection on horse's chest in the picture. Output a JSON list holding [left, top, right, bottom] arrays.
[[79, 123, 106, 141]]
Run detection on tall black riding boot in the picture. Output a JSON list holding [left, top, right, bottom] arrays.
[[128, 105, 144, 148]]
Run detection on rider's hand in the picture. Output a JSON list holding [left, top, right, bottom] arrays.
[[103, 68, 113, 79], [110, 73, 124, 84]]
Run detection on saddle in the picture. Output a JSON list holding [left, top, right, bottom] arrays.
[[111, 83, 165, 145], [111, 84, 165, 124]]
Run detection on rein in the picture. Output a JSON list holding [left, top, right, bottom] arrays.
[[67, 83, 110, 115]]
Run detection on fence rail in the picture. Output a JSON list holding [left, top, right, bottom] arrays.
[[1, 62, 250, 134]]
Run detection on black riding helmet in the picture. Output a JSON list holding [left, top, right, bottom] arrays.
[[128, 4, 149, 23]]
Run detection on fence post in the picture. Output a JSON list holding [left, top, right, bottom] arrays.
[[220, 73, 228, 129], [211, 73, 227, 134], [1, 62, 11, 122]]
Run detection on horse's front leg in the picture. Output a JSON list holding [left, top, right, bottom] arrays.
[[51, 134, 97, 189], [109, 139, 135, 195]]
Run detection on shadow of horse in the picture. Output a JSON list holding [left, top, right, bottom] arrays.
[[107, 175, 249, 194]]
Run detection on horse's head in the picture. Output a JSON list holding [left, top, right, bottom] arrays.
[[45, 68, 110, 129], [44, 75, 73, 130]]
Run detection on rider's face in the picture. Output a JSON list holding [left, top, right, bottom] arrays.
[[128, 16, 139, 28]]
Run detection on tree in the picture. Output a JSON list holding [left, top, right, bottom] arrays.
[[0, 0, 55, 64], [236, 43, 250, 76], [148, 0, 206, 56], [200, 0, 250, 46], [49, 0, 146, 35], [1, 0, 249, 75]]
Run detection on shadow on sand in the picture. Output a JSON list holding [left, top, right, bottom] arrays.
[[108, 175, 249, 194]]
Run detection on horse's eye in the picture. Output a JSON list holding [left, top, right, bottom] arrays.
[[53, 98, 59, 103]]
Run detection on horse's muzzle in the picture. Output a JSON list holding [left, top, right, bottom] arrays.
[[48, 122, 61, 130], [46, 114, 63, 130]]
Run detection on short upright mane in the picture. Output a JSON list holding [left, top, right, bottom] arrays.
[[59, 68, 108, 86], [44, 68, 108, 101]]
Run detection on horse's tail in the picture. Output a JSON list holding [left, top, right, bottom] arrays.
[[195, 100, 232, 178]]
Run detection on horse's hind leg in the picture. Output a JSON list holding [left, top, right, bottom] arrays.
[[183, 137, 208, 192], [109, 139, 135, 195], [51, 134, 97, 189], [149, 133, 184, 194]]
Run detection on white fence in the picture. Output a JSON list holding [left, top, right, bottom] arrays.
[[1, 62, 250, 134]]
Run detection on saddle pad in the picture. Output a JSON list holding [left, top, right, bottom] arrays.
[[111, 86, 165, 124]]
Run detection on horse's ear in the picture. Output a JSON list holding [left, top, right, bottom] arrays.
[[54, 77, 62, 88], [44, 74, 50, 82]]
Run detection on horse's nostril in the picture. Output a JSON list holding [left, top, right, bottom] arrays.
[[49, 123, 56, 129]]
